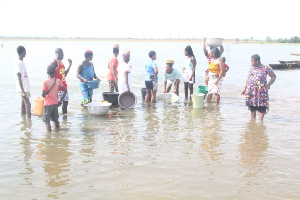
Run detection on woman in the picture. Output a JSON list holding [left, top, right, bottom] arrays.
[[118, 50, 132, 94], [76, 50, 100, 106], [206, 48, 225, 104], [163, 60, 181, 96], [182, 45, 197, 100], [242, 54, 276, 121]]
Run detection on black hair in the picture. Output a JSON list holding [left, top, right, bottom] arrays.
[[221, 57, 226, 63], [113, 47, 119, 54], [47, 64, 56, 75], [55, 48, 63, 53], [17, 46, 26, 55], [185, 45, 195, 58], [149, 50, 156, 58], [211, 48, 221, 58], [251, 54, 261, 62], [84, 52, 93, 59]]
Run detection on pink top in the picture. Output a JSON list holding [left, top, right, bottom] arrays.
[[107, 57, 118, 81], [42, 78, 63, 106]]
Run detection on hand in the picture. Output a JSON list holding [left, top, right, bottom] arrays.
[[266, 84, 270, 90], [241, 88, 246, 95], [174, 90, 178, 94], [214, 80, 218, 85], [58, 101, 62, 107], [83, 79, 88, 83], [163, 90, 166, 93], [96, 78, 101, 81], [189, 77, 193, 81], [68, 59, 72, 66], [127, 87, 130, 92]]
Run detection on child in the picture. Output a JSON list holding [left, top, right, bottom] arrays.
[[42, 65, 67, 131], [221, 57, 229, 73], [15, 45, 31, 118], [50, 48, 72, 114]]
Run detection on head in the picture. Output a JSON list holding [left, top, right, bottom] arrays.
[[149, 50, 156, 60], [47, 64, 56, 77], [122, 50, 131, 63], [84, 50, 93, 61], [209, 48, 221, 59], [251, 54, 261, 67], [184, 45, 194, 57], [55, 48, 64, 60], [17, 45, 26, 58], [113, 44, 119, 56], [165, 60, 174, 74], [221, 57, 226, 63]]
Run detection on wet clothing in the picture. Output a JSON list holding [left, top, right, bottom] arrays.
[[42, 104, 59, 124], [79, 63, 95, 104], [245, 65, 273, 114]]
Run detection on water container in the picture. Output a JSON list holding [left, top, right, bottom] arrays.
[[33, 97, 44, 115], [102, 92, 119, 105], [191, 93, 205, 109], [198, 85, 208, 99]]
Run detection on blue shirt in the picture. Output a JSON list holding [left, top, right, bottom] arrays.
[[163, 68, 181, 82], [145, 59, 158, 81]]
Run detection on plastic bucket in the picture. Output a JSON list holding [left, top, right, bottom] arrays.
[[198, 85, 208, 99], [87, 80, 100, 89], [191, 93, 205, 108], [102, 92, 119, 105], [33, 97, 44, 115], [141, 88, 151, 100]]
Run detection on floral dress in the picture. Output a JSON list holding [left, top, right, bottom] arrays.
[[245, 65, 273, 113]]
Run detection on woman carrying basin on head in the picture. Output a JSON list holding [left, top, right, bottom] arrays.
[[118, 50, 133, 94]]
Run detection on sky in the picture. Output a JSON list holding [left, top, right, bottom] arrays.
[[0, 0, 299, 40]]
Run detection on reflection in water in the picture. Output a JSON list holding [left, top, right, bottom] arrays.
[[239, 121, 269, 177], [36, 131, 72, 198], [201, 108, 224, 163], [19, 117, 34, 186]]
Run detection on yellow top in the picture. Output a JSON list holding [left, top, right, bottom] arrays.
[[208, 61, 220, 74]]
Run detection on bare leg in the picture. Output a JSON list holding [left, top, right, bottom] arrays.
[[55, 121, 60, 129], [215, 94, 220, 105], [46, 124, 51, 132], [23, 97, 31, 118], [189, 83, 194, 100], [151, 90, 157, 103], [251, 111, 256, 119], [259, 113, 265, 121], [21, 99, 26, 115], [207, 94, 213, 103], [184, 82, 189, 100], [62, 101, 68, 114], [166, 85, 172, 93], [145, 89, 151, 102]]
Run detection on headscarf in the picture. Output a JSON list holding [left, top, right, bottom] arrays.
[[122, 50, 131, 60]]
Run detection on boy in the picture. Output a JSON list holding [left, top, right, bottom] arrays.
[[145, 50, 158, 103], [15, 45, 31, 118], [50, 48, 72, 114], [42, 65, 67, 131]]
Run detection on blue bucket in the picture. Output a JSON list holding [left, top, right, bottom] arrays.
[[87, 80, 100, 89]]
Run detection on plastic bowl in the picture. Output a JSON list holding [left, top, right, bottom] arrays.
[[87, 102, 111, 115], [156, 93, 179, 102], [205, 38, 224, 47], [87, 80, 100, 89], [118, 92, 137, 108]]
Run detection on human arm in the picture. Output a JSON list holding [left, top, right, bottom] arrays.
[[189, 57, 197, 81], [17, 73, 26, 96], [58, 86, 67, 106], [266, 69, 276, 90], [76, 64, 88, 82], [174, 79, 180, 94], [203, 37, 209, 57], [124, 71, 130, 92], [241, 77, 249, 95], [214, 59, 225, 85], [93, 67, 100, 81], [163, 81, 167, 93], [65, 59, 72, 76]]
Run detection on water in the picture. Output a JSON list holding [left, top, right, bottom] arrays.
[[0, 40, 300, 199]]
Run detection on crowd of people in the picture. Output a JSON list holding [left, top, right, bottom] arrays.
[[15, 38, 276, 131]]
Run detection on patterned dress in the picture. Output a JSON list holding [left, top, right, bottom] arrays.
[[245, 65, 273, 113]]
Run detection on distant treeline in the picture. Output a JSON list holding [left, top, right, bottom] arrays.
[[265, 36, 300, 43]]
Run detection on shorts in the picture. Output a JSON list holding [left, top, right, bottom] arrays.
[[249, 106, 267, 114], [109, 81, 118, 92], [20, 92, 30, 98], [42, 104, 59, 124], [145, 81, 158, 91], [58, 91, 69, 101]]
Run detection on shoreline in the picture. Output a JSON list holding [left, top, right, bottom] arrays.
[[0, 37, 299, 45]]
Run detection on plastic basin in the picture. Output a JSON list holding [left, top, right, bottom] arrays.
[[198, 85, 208, 99], [118, 92, 137, 108], [206, 38, 224, 48], [87, 80, 100, 89], [102, 92, 119, 105]]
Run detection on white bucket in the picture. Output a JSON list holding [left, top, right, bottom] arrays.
[[191, 93, 205, 108]]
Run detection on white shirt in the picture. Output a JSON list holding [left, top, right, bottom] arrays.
[[118, 62, 132, 94], [15, 60, 30, 92]]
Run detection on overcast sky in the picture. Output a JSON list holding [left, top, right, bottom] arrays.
[[0, 0, 299, 40]]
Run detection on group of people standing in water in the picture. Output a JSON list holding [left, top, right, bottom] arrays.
[[15, 38, 276, 131]]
